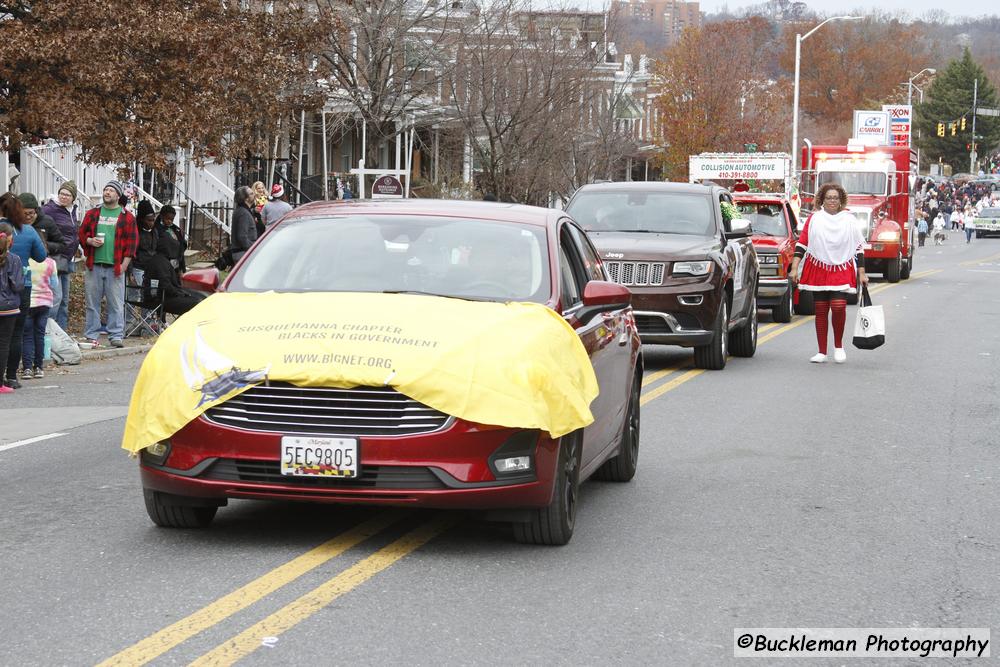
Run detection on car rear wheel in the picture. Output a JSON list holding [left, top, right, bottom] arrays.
[[886, 254, 901, 283], [144, 489, 218, 529], [772, 280, 793, 323], [794, 288, 814, 316], [594, 371, 640, 482], [512, 434, 580, 546], [693, 300, 728, 370], [729, 294, 757, 357]]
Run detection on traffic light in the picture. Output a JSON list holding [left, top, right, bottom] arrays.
[[961, 117, 967, 131], [937, 123, 945, 137], [951, 122, 957, 136]]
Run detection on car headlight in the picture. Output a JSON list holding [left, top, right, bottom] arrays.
[[877, 231, 900, 242], [758, 255, 779, 265], [672, 261, 712, 276]]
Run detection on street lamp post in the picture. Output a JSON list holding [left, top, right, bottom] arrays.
[[791, 15, 862, 181], [907, 68, 935, 108]]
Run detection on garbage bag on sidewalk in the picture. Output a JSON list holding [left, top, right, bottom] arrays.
[[47, 319, 82, 365]]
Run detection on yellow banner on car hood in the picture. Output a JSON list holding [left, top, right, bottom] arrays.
[[122, 292, 600, 453]]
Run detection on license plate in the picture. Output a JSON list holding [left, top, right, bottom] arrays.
[[863, 243, 873, 249], [280, 436, 359, 478]]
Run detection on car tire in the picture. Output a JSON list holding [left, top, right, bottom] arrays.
[[886, 254, 901, 283], [694, 299, 728, 370], [794, 288, 814, 316], [901, 254, 912, 280], [512, 434, 580, 546], [594, 371, 640, 483], [846, 267, 861, 305], [976, 230, 983, 239], [143, 489, 218, 529], [772, 280, 793, 323], [729, 293, 757, 357]]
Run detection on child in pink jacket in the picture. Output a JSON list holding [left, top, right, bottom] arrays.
[[21, 256, 57, 378]]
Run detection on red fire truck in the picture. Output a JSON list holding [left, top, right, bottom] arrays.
[[800, 142, 917, 284]]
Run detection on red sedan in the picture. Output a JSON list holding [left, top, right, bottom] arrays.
[[141, 200, 642, 545]]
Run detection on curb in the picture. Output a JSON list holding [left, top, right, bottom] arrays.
[[80, 343, 155, 362]]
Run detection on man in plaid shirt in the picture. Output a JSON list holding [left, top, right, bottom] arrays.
[[78, 180, 138, 348]]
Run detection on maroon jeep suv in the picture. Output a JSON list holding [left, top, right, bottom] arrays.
[[565, 182, 759, 370]]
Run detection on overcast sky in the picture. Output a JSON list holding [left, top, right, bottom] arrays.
[[698, 0, 997, 18]]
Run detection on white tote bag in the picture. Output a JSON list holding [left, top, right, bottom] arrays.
[[852, 285, 885, 350]]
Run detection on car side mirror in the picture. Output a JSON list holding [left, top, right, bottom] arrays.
[[181, 268, 220, 293], [574, 281, 632, 324], [725, 218, 752, 240]]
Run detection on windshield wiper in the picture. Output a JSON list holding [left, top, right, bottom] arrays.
[[381, 290, 486, 302]]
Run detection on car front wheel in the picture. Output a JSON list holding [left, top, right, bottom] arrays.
[[694, 299, 728, 370], [594, 371, 640, 482], [886, 254, 901, 283], [794, 288, 815, 315], [513, 434, 580, 546], [729, 293, 757, 357], [772, 280, 793, 323], [144, 489, 218, 529]]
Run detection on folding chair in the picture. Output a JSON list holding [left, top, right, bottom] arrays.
[[124, 279, 166, 338]]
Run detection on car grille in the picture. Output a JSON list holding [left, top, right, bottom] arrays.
[[604, 261, 665, 286], [203, 383, 451, 437], [759, 266, 781, 277], [201, 459, 446, 489], [635, 314, 672, 334]]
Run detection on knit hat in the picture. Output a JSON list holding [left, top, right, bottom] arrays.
[[271, 183, 284, 198], [17, 192, 39, 210], [137, 200, 155, 219], [59, 180, 78, 199], [105, 180, 125, 197]]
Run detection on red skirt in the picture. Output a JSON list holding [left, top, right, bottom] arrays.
[[799, 256, 858, 293]]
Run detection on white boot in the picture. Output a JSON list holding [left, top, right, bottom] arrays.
[[810, 353, 827, 363], [833, 348, 847, 363]]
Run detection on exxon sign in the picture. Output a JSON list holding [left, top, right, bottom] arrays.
[[852, 110, 891, 146], [882, 104, 912, 147]]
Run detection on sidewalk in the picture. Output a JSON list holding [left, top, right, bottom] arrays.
[[79, 336, 155, 362]]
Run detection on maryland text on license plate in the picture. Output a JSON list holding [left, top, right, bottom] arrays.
[[280, 436, 359, 477]]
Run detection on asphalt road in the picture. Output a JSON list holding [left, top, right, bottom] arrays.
[[2, 234, 998, 666]]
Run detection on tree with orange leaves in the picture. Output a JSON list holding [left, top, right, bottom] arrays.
[[653, 17, 791, 181]]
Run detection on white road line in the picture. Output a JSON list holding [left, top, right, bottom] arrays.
[[0, 432, 68, 453]]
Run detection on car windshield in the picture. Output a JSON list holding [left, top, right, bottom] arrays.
[[227, 215, 551, 303], [818, 171, 887, 196], [737, 203, 787, 236], [980, 208, 1000, 218], [568, 191, 715, 235]]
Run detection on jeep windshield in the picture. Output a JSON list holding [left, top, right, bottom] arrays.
[[227, 215, 551, 303], [568, 192, 716, 236], [980, 208, 1000, 218]]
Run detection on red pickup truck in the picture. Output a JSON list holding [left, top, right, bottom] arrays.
[[733, 193, 800, 322]]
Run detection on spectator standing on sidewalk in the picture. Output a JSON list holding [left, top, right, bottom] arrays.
[[132, 200, 159, 287], [0, 222, 24, 394], [21, 254, 56, 378], [78, 181, 137, 349], [20, 192, 64, 317], [41, 181, 81, 331], [155, 205, 186, 277], [229, 186, 258, 264], [261, 184, 293, 227], [0, 194, 46, 388]]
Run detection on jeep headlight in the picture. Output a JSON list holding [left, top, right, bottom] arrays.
[[877, 231, 900, 242], [672, 261, 713, 276]]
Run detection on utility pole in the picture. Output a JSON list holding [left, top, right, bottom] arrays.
[[970, 78, 978, 173]]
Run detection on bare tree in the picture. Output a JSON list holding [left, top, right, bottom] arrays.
[[447, 0, 614, 203], [314, 0, 462, 167]]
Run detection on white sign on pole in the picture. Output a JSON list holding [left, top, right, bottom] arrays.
[[853, 110, 891, 145], [688, 154, 790, 182], [881, 104, 912, 147], [976, 108, 1000, 118]]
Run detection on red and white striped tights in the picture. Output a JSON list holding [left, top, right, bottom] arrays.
[[813, 295, 847, 354]]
